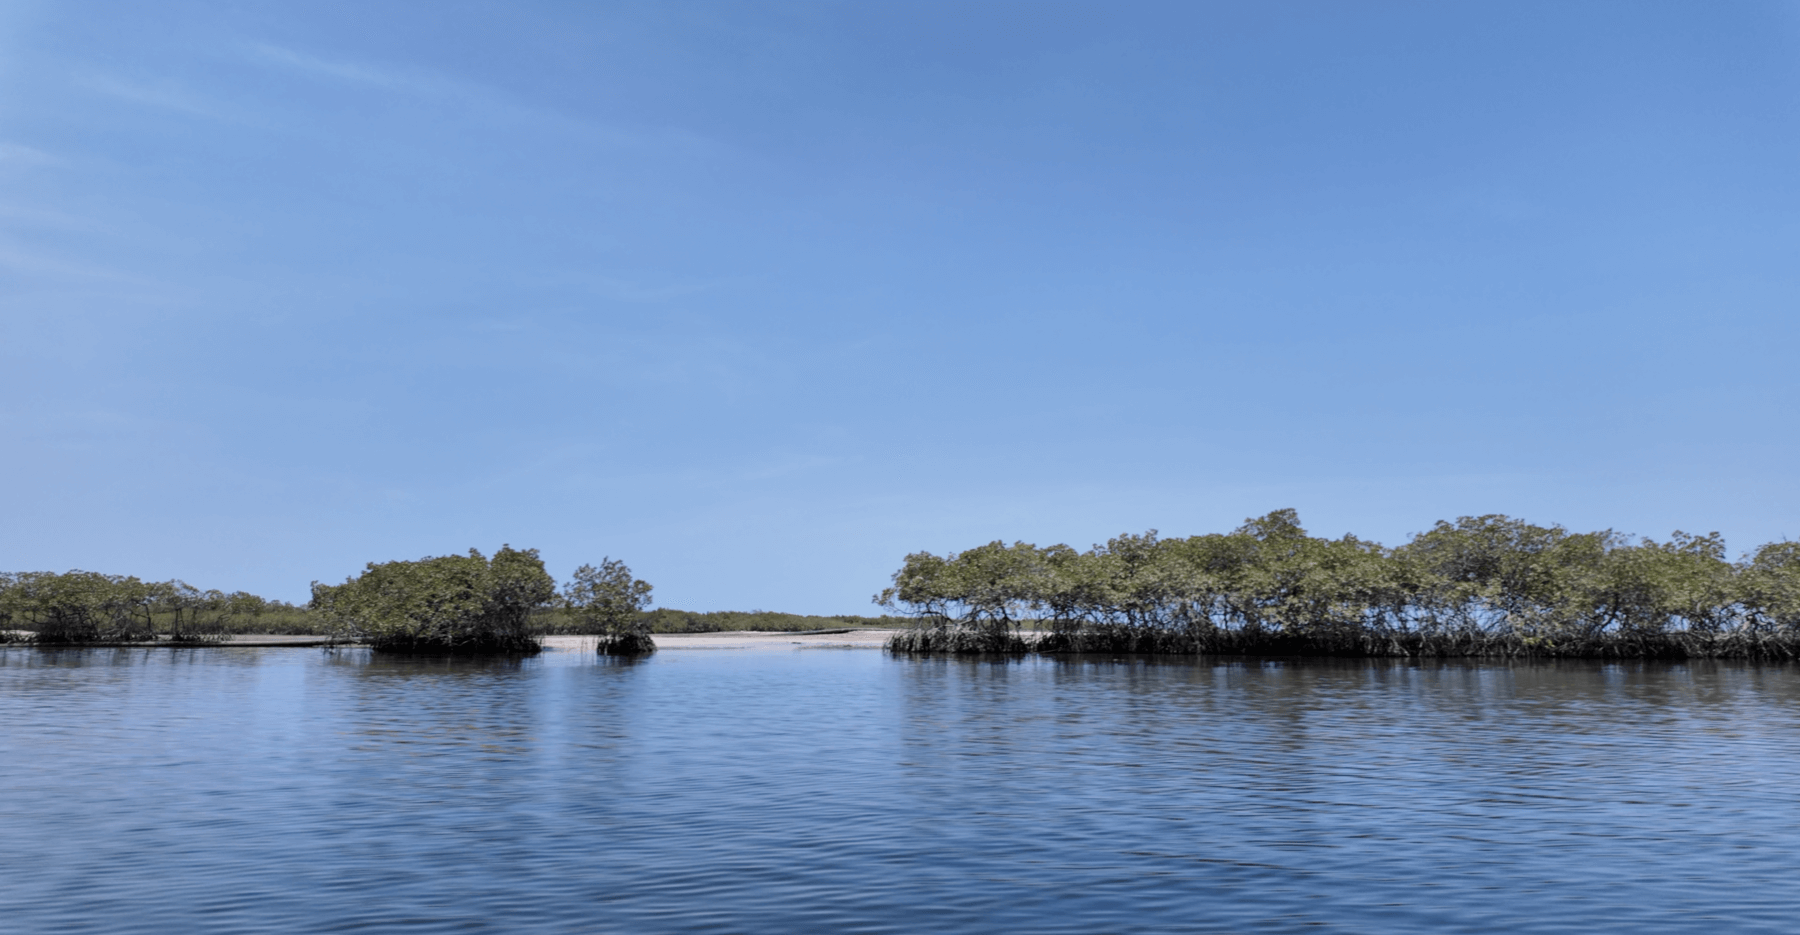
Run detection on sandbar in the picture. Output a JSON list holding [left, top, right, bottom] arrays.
[[544, 630, 900, 651]]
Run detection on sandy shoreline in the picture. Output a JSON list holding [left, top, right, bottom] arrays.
[[545, 630, 900, 651]]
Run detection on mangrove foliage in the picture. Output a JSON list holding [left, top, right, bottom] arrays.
[[879, 510, 1800, 659], [562, 558, 656, 655], [310, 545, 558, 653], [0, 571, 274, 644], [1, 553, 887, 650]]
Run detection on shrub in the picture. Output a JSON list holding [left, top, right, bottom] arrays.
[[562, 558, 655, 656], [0, 571, 158, 644], [310, 545, 555, 653]]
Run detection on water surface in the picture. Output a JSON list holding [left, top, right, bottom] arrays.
[[3, 645, 1797, 933]]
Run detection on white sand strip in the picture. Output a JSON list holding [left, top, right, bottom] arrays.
[[542, 630, 900, 652]]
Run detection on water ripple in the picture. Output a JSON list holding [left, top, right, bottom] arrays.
[[2, 648, 1798, 933]]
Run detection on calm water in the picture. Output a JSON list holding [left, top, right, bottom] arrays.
[[3, 645, 1798, 934]]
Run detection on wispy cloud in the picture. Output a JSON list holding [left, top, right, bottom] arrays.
[[243, 40, 717, 154], [0, 202, 113, 234], [743, 452, 851, 482], [79, 73, 230, 120], [581, 274, 739, 303], [247, 42, 440, 94], [0, 142, 60, 167], [0, 243, 143, 283]]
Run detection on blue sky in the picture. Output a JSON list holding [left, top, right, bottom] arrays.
[[3, 1, 1797, 612]]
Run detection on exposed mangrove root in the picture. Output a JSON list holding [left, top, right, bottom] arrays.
[[1028, 625, 1800, 660], [367, 634, 544, 655], [596, 631, 657, 656], [885, 620, 1030, 655], [891, 623, 1800, 660]]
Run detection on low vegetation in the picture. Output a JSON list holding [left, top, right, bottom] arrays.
[[310, 545, 557, 653], [0, 571, 274, 644], [562, 558, 656, 655], [539, 608, 898, 634], [3, 548, 880, 655], [879, 510, 1800, 659]]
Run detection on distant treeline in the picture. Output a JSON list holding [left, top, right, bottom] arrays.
[[880, 510, 1800, 659], [222, 605, 894, 636], [2, 550, 896, 652], [0, 572, 284, 644], [2, 547, 659, 653], [542, 608, 899, 634]]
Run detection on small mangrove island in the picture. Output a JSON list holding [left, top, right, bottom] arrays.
[[879, 510, 1800, 659]]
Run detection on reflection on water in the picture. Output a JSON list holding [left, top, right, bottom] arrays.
[[326, 651, 541, 756], [2, 647, 1798, 933]]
